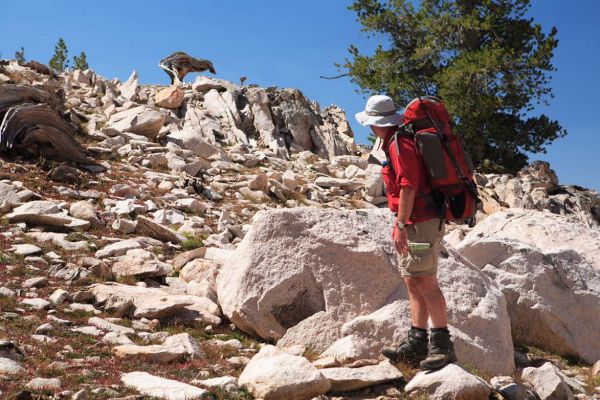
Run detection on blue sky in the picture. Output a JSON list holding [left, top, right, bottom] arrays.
[[1, 0, 598, 191]]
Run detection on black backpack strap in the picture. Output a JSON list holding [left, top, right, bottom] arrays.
[[392, 125, 415, 160], [382, 131, 398, 176]]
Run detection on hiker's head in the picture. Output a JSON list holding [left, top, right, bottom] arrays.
[[355, 95, 402, 138], [370, 125, 393, 138]]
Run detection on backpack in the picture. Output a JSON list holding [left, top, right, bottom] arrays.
[[385, 95, 480, 228]]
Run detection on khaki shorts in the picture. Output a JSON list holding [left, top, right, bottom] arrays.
[[397, 218, 445, 277]]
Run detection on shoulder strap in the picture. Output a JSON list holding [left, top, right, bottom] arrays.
[[383, 134, 396, 176], [384, 127, 414, 177]]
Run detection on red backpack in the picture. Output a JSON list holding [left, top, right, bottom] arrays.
[[386, 95, 479, 227]]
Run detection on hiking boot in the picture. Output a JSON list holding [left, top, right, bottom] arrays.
[[382, 326, 428, 366], [420, 327, 457, 370]]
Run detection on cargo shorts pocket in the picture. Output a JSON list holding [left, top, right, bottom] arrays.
[[397, 219, 445, 277]]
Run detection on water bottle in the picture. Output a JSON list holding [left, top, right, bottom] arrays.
[[409, 242, 431, 251]]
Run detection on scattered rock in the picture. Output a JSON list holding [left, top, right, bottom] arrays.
[[167, 129, 220, 158], [404, 364, 492, 400], [320, 360, 403, 392], [10, 244, 42, 256], [26, 231, 88, 251], [174, 198, 206, 215], [23, 277, 47, 288], [112, 218, 137, 234], [109, 107, 165, 139], [192, 75, 231, 92], [20, 298, 51, 310], [102, 332, 135, 345], [25, 377, 62, 391], [49, 289, 70, 304], [521, 362, 575, 400], [155, 86, 184, 109], [95, 237, 161, 259], [121, 371, 207, 400], [120, 70, 140, 101], [88, 317, 135, 335], [0, 357, 26, 376], [136, 216, 185, 243], [89, 282, 219, 320], [70, 326, 104, 336], [481, 161, 600, 228], [113, 333, 202, 363], [172, 247, 207, 271], [192, 375, 238, 393], [111, 249, 173, 278], [0, 182, 27, 205], [490, 376, 537, 400], [6, 200, 90, 230], [0, 287, 16, 297], [69, 200, 98, 222], [238, 345, 331, 400]]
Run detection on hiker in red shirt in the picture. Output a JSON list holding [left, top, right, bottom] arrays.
[[356, 95, 456, 370]]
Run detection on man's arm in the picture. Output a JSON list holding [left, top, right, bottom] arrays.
[[397, 187, 415, 224], [393, 187, 415, 254]]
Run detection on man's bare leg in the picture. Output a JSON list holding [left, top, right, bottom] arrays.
[[404, 277, 429, 328], [413, 275, 456, 370], [414, 275, 447, 328], [381, 276, 430, 364]]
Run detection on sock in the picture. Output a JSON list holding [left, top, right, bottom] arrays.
[[431, 327, 450, 333], [411, 326, 428, 333]]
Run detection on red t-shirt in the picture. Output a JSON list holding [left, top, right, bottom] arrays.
[[381, 132, 439, 223]]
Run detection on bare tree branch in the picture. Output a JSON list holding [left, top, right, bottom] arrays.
[[319, 73, 349, 80]]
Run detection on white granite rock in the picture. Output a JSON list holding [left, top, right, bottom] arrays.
[[20, 298, 51, 310], [10, 243, 42, 256], [111, 249, 173, 278], [26, 377, 62, 391], [113, 333, 202, 363], [88, 317, 135, 335], [49, 289, 69, 304], [521, 362, 575, 400], [320, 360, 403, 392], [219, 208, 514, 375], [404, 364, 492, 399], [6, 200, 89, 230], [121, 371, 207, 400], [238, 345, 330, 400], [0, 357, 26, 376], [458, 209, 600, 363]]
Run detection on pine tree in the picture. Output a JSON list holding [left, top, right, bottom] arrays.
[[14, 47, 25, 64], [343, 0, 565, 173], [49, 38, 69, 72], [73, 51, 89, 70]]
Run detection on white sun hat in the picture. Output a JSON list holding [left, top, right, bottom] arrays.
[[355, 95, 403, 127]]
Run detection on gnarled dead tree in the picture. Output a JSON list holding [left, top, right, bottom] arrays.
[[0, 80, 99, 168], [0, 84, 63, 111], [0, 103, 90, 164], [159, 52, 216, 85]]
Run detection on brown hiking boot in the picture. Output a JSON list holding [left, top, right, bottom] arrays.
[[420, 328, 457, 370], [382, 327, 428, 366]]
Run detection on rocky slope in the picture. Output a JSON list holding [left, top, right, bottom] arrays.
[[0, 61, 599, 399]]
